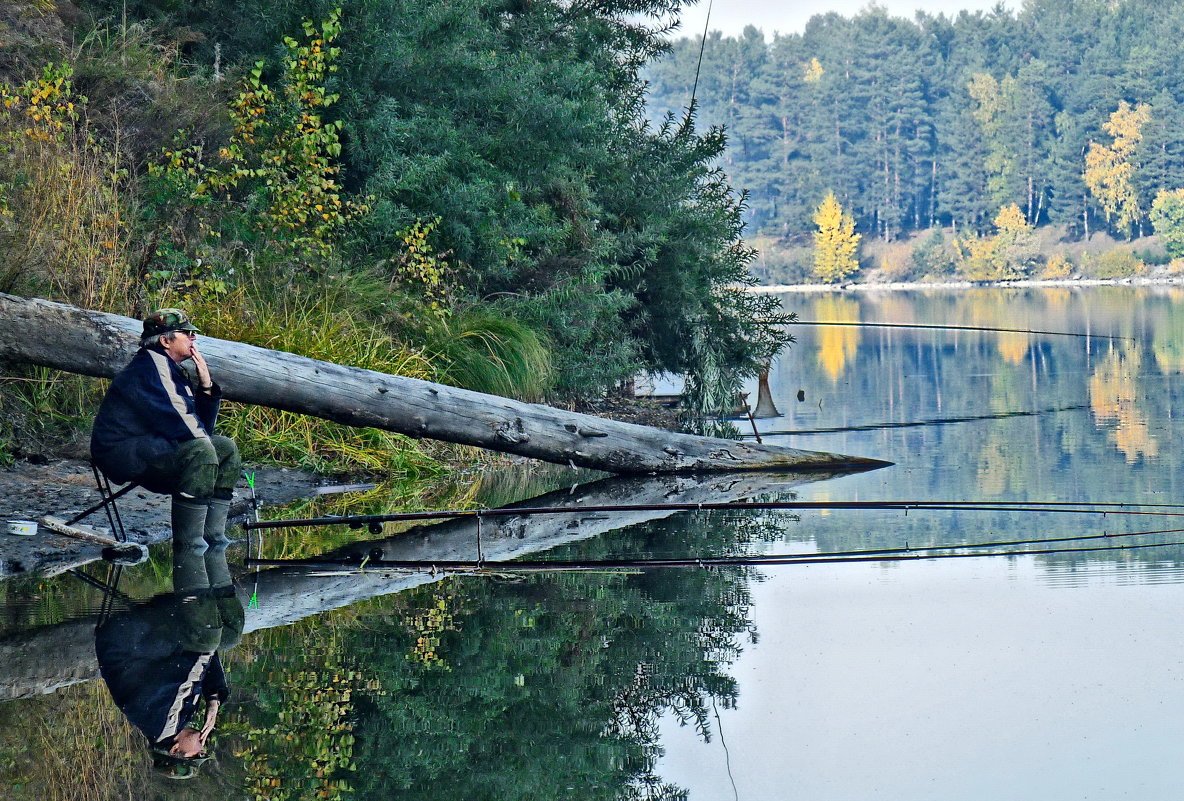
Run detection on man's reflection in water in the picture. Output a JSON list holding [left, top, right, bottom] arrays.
[[95, 528, 244, 779]]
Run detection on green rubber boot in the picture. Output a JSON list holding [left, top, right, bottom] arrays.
[[172, 496, 210, 594], [204, 497, 233, 590]]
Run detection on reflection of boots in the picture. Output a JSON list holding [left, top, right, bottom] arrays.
[[172, 496, 210, 594], [204, 497, 233, 590]]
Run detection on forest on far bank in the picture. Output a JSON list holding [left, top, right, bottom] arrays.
[[645, 0, 1184, 284]]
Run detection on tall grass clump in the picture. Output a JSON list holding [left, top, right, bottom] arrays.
[[0, 60, 142, 447], [413, 304, 554, 402], [0, 367, 98, 453], [180, 275, 442, 475], [0, 62, 135, 311]]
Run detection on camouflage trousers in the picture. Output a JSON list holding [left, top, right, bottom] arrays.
[[142, 435, 240, 500]]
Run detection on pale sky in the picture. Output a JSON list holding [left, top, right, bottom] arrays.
[[669, 0, 1020, 40]]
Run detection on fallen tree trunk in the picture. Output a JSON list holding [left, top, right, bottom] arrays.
[[0, 293, 888, 473]]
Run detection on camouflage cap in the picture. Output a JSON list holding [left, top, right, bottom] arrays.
[[151, 748, 213, 780], [142, 308, 200, 340]]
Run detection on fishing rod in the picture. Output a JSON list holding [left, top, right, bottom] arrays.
[[737, 403, 1090, 438], [793, 523, 1184, 560], [784, 320, 1132, 341], [242, 499, 1184, 532], [244, 535, 1184, 573], [245, 521, 1184, 570]]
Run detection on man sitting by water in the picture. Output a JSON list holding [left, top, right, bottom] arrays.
[[90, 308, 241, 558]]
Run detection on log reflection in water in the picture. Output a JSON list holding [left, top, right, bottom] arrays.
[[0, 467, 855, 700]]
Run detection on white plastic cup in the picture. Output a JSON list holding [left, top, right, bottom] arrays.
[[6, 520, 37, 536]]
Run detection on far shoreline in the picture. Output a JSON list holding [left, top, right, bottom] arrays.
[[750, 275, 1184, 293]]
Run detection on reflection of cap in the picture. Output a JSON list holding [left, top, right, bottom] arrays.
[[142, 308, 199, 340], [151, 748, 213, 780]]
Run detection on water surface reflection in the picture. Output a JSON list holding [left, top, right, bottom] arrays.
[[4, 287, 1184, 798]]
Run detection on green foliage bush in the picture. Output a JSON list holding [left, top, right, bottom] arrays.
[[1, 1, 795, 469], [512, 280, 642, 398], [910, 229, 959, 279], [1135, 248, 1171, 266], [1150, 188, 1184, 259], [1086, 248, 1146, 279]]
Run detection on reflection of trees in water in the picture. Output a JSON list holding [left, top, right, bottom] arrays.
[[0, 477, 792, 798], [813, 296, 861, 382], [975, 429, 1014, 496], [218, 509, 769, 800], [1151, 303, 1184, 373], [226, 622, 370, 801], [1089, 344, 1158, 464], [0, 681, 143, 801], [779, 287, 1184, 570], [793, 289, 1184, 488], [996, 331, 1030, 365]]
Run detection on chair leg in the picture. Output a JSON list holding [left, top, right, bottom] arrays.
[[65, 465, 135, 544], [95, 467, 130, 544]]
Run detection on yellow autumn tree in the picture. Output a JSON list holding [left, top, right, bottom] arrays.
[[1084, 100, 1151, 236], [994, 203, 1039, 269], [812, 191, 860, 283], [803, 57, 824, 83], [956, 204, 1037, 281]]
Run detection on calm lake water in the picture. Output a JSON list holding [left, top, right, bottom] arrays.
[[3, 286, 1184, 800]]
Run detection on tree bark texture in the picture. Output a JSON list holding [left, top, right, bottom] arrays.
[[0, 293, 889, 473]]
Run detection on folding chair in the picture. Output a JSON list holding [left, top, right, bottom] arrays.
[[64, 464, 138, 544]]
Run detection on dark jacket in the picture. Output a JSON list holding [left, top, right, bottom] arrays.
[[95, 593, 237, 747], [90, 345, 221, 484]]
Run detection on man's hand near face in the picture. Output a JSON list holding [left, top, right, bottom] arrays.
[[190, 343, 214, 392]]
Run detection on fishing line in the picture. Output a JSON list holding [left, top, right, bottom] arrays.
[[738, 403, 1090, 438], [783, 320, 1131, 340], [686, 0, 714, 123], [711, 695, 740, 801]]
